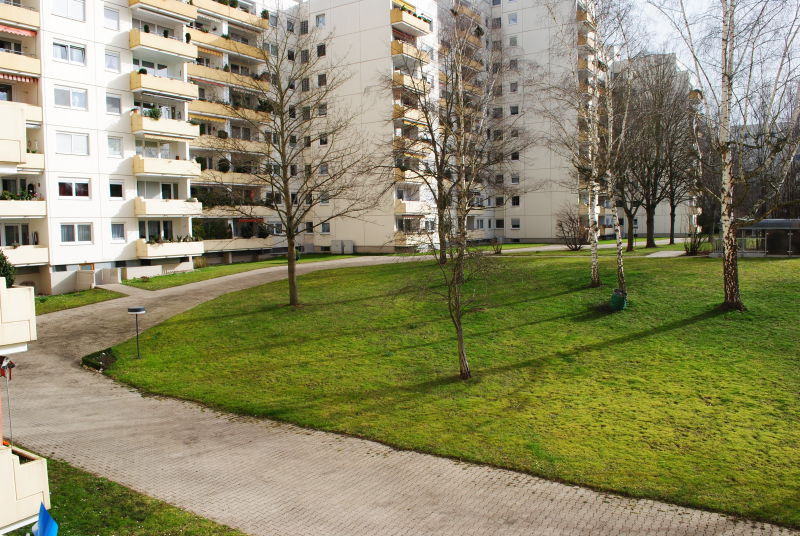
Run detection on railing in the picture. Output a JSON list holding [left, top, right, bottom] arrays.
[[0, 48, 34, 56], [0, 0, 38, 11], [712, 237, 766, 253]]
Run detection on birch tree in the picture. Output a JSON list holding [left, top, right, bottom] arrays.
[[651, 0, 800, 310]]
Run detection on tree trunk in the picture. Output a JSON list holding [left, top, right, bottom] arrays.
[[437, 205, 448, 265], [612, 206, 626, 293], [669, 203, 677, 245], [287, 234, 300, 306], [456, 321, 471, 379], [645, 205, 657, 248], [588, 182, 601, 287], [625, 210, 636, 252]]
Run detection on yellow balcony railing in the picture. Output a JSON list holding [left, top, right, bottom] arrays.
[[136, 238, 204, 258], [187, 63, 267, 90], [130, 71, 198, 100], [133, 155, 201, 178], [187, 29, 263, 59], [393, 104, 425, 124], [391, 40, 430, 64], [129, 28, 197, 60], [0, 245, 48, 268], [0, 50, 39, 77], [392, 72, 430, 94], [193, 0, 267, 29], [394, 199, 427, 214], [131, 112, 200, 140], [134, 197, 203, 217], [0, 199, 45, 218], [188, 100, 269, 123], [0, 3, 39, 29], [191, 134, 267, 153], [390, 8, 431, 36], [128, 0, 196, 22]]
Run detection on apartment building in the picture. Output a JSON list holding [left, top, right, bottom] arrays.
[[0, 0, 696, 295]]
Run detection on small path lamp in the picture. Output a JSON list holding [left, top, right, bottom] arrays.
[[127, 306, 146, 359]]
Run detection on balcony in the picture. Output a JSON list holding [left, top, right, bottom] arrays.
[[390, 8, 431, 37], [391, 40, 430, 64], [455, 2, 481, 24], [131, 112, 200, 140], [456, 27, 482, 49], [394, 199, 426, 215], [0, 199, 45, 218], [199, 169, 261, 185], [129, 28, 197, 61], [0, 446, 49, 534], [393, 104, 425, 124], [134, 197, 203, 217], [578, 34, 596, 50], [188, 100, 269, 122], [192, 0, 267, 30], [18, 152, 43, 173], [136, 238, 204, 258], [0, 50, 39, 78], [394, 168, 424, 182], [0, 280, 36, 349], [203, 237, 277, 251], [0, 102, 26, 166], [187, 29, 263, 59], [0, 3, 39, 30], [393, 136, 430, 157], [130, 71, 198, 101], [187, 63, 267, 90], [133, 155, 201, 178], [192, 134, 267, 153], [129, 0, 197, 24], [392, 72, 430, 94], [202, 204, 273, 217], [0, 245, 47, 266]]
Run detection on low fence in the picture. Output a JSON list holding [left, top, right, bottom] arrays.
[[711, 237, 767, 254]]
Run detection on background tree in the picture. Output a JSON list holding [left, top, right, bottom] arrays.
[[652, 0, 800, 310], [200, 13, 385, 306]]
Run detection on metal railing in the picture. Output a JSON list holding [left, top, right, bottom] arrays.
[[712, 237, 766, 253]]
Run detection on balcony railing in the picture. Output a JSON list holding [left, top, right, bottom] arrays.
[[0, 198, 45, 217], [203, 237, 280, 251], [187, 28, 263, 59], [0, 0, 39, 29], [129, 28, 197, 60], [188, 99, 269, 122], [128, 0, 197, 23], [132, 155, 201, 178], [390, 8, 431, 37], [391, 40, 431, 64], [0, 49, 39, 77], [131, 112, 200, 140], [0, 279, 36, 346], [134, 197, 203, 217], [130, 71, 198, 100], [136, 238, 204, 258], [188, 62, 267, 90], [192, 0, 268, 29], [0, 446, 49, 533]]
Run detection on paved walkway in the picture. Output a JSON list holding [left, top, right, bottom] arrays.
[[6, 254, 795, 536]]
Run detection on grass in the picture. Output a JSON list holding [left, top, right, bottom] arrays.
[[507, 242, 697, 257], [107, 256, 800, 528], [8, 457, 245, 536], [35, 288, 125, 315], [122, 254, 358, 290]]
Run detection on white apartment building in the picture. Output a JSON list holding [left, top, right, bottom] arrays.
[[0, 0, 696, 295]]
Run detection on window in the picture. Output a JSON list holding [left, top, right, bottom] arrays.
[[53, 0, 85, 20], [492, 0, 501, 5], [508, 13, 518, 25], [58, 178, 89, 198], [511, 173, 520, 184], [61, 223, 92, 243], [54, 86, 87, 110], [511, 151, 519, 160], [106, 93, 121, 114], [105, 50, 120, 72], [511, 195, 520, 206], [103, 6, 119, 30], [319, 163, 328, 175], [287, 49, 295, 61], [320, 222, 330, 233], [286, 19, 295, 32], [299, 20, 308, 34], [510, 81, 518, 93], [317, 43, 326, 57], [315, 13, 325, 27], [319, 133, 328, 145], [509, 59, 518, 70], [491, 17, 501, 29], [496, 218, 504, 229], [269, 12, 278, 27], [56, 132, 89, 155], [492, 107, 502, 119], [510, 105, 519, 115], [109, 181, 123, 198], [320, 192, 330, 204], [301, 77, 309, 91], [492, 40, 502, 50], [318, 103, 327, 116], [288, 106, 296, 118], [304, 136, 311, 147], [53, 42, 85, 64], [496, 196, 505, 206], [511, 218, 521, 230], [300, 49, 309, 63], [494, 174, 503, 184], [302, 106, 311, 120], [510, 129, 519, 138], [107, 136, 123, 157], [291, 192, 299, 205], [111, 223, 125, 242], [305, 221, 313, 233], [509, 36, 518, 47], [317, 73, 327, 86]]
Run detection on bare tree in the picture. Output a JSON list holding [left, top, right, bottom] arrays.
[[392, 2, 533, 379], [556, 203, 589, 250], [196, 15, 385, 306], [651, 0, 800, 310]]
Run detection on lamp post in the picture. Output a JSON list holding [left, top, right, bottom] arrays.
[[127, 307, 146, 359]]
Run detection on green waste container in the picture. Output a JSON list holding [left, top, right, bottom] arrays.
[[610, 289, 627, 311]]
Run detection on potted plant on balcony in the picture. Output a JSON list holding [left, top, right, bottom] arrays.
[[229, 0, 238, 8], [261, 9, 268, 19], [138, 68, 148, 75], [145, 107, 162, 120], [143, 23, 150, 33]]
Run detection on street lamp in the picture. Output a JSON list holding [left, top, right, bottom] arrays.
[[127, 306, 146, 359]]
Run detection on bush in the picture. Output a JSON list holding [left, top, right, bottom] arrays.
[[81, 348, 117, 371], [0, 250, 14, 287], [556, 204, 588, 251], [145, 107, 162, 120], [684, 227, 708, 256]]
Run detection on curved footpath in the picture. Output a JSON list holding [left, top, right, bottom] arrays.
[[6, 252, 795, 536]]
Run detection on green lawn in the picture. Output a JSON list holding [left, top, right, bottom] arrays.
[[508, 242, 698, 257], [107, 256, 800, 527], [8, 458, 245, 536], [122, 254, 358, 290], [35, 288, 125, 315]]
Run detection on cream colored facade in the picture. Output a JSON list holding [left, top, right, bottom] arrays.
[[0, 0, 695, 294]]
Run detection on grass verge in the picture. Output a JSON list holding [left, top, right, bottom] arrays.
[[107, 256, 800, 527], [35, 288, 125, 315], [122, 254, 358, 290], [8, 457, 246, 536]]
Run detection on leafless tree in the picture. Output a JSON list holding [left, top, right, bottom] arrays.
[[392, 2, 534, 379], [555, 203, 589, 250], [651, 0, 800, 310], [195, 16, 386, 306]]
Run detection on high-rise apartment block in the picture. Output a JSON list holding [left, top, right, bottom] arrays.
[[0, 0, 695, 294]]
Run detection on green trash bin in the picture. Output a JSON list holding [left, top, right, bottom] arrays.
[[610, 289, 627, 311]]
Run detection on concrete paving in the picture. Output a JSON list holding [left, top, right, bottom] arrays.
[[4, 254, 795, 536]]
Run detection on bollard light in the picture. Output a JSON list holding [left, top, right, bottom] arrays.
[[127, 307, 146, 359]]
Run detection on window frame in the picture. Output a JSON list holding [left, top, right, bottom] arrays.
[[53, 41, 86, 65], [110, 222, 125, 242], [54, 85, 88, 110], [103, 5, 119, 30], [60, 223, 93, 244], [58, 178, 91, 199], [107, 136, 123, 158], [56, 131, 90, 155], [106, 92, 122, 115], [104, 49, 120, 72], [109, 180, 124, 199], [52, 0, 85, 21]]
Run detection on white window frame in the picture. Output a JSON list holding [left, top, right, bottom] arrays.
[[54, 85, 87, 110], [53, 41, 86, 65], [508, 12, 518, 25], [105, 49, 120, 72], [53, 0, 85, 21], [103, 5, 119, 30], [511, 173, 520, 185], [110, 222, 125, 242], [106, 92, 122, 115], [56, 131, 90, 155], [58, 178, 90, 199], [60, 223, 92, 244], [511, 218, 521, 230], [109, 180, 124, 199], [320, 222, 331, 234], [315, 13, 326, 28], [107, 136, 123, 158]]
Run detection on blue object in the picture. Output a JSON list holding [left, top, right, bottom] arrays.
[[33, 503, 58, 536]]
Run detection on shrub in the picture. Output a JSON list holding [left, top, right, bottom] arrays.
[[145, 107, 162, 120], [556, 204, 588, 251], [0, 250, 14, 287]]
